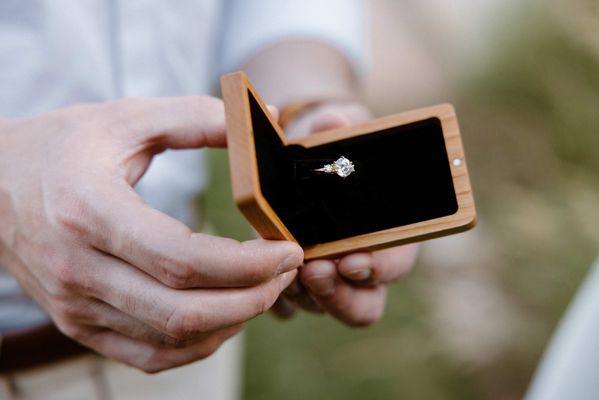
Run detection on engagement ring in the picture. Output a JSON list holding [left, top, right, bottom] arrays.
[[314, 156, 355, 178]]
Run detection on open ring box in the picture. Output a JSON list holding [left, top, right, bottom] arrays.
[[221, 71, 476, 260]]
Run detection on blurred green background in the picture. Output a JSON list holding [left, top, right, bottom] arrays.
[[204, 1, 599, 399]]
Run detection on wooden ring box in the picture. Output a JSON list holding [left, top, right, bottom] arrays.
[[221, 71, 476, 260]]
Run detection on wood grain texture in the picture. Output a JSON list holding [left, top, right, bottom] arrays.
[[221, 71, 476, 260], [221, 72, 295, 242]]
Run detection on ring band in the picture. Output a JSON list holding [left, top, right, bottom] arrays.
[[314, 156, 355, 178]]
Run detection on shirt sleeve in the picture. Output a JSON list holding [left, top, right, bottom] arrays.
[[219, 0, 369, 76]]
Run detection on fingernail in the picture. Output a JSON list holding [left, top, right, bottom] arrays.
[[346, 268, 372, 281], [277, 247, 303, 275], [306, 276, 336, 296]]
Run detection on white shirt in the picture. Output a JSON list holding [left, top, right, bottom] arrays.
[[525, 257, 599, 400], [0, 0, 366, 331]]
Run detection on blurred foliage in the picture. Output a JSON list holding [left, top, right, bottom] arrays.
[[464, 2, 599, 324], [203, 2, 599, 399], [452, 3, 599, 398]]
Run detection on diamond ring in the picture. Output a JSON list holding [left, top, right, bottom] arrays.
[[314, 156, 355, 178]]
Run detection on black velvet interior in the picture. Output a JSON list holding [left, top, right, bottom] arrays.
[[249, 91, 458, 247]]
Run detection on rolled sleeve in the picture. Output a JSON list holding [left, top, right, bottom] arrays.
[[219, 0, 369, 75]]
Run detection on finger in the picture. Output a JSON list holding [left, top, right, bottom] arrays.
[[271, 296, 297, 319], [301, 269, 387, 327], [267, 105, 279, 121], [79, 323, 243, 373], [370, 245, 419, 283], [282, 278, 323, 314], [318, 282, 387, 327], [299, 259, 337, 297], [310, 111, 352, 133], [80, 185, 303, 289], [338, 245, 419, 285], [78, 299, 199, 347], [105, 96, 229, 149], [337, 253, 374, 282], [88, 252, 298, 340]]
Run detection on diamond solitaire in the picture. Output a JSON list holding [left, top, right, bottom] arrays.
[[315, 156, 355, 178]]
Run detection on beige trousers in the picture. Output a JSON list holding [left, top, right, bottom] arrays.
[[0, 335, 242, 400]]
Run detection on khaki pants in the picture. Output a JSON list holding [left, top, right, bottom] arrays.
[[0, 335, 242, 400]]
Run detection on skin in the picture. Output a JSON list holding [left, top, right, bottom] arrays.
[[274, 101, 420, 325], [0, 97, 304, 372], [0, 39, 420, 374], [244, 41, 420, 326]]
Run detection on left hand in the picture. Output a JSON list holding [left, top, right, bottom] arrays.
[[272, 101, 420, 326]]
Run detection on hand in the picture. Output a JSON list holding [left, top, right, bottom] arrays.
[[272, 101, 419, 326], [0, 97, 303, 372]]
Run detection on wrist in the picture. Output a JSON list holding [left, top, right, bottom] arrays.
[[281, 100, 372, 138], [278, 98, 358, 129]]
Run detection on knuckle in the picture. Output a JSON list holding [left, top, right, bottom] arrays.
[[236, 243, 278, 284], [160, 258, 197, 289], [52, 296, 80, 318], [223, 240, 267, 283], [54, 259, 80, 288], [139, 356, 168, 374], [51, 298, 97, 326], [130, 345, 163, 373], [164, 307, 207, 340], [46, 255, 83, 294], [243, 260, 273, 285], [198, 337, 222, 359], [54, 319, 87, 342], [141, 347, 180, 374], [254, 284, 279, 317], [50, 194, 92, 240]]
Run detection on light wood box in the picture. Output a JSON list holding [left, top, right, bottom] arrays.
[[221, 71, 476, 260]]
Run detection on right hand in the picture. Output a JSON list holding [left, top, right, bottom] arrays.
[[0, 97, 303, 372]]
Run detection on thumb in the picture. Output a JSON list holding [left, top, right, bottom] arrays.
[[309, 111, 353, 133], [113, 96, 228, 150], [106, 96, 227, 184]]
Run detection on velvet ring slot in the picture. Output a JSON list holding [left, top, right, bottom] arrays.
[[221, 71, 476, 259]]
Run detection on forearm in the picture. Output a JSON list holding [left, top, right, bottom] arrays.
[[241, 40, 359, 108]]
